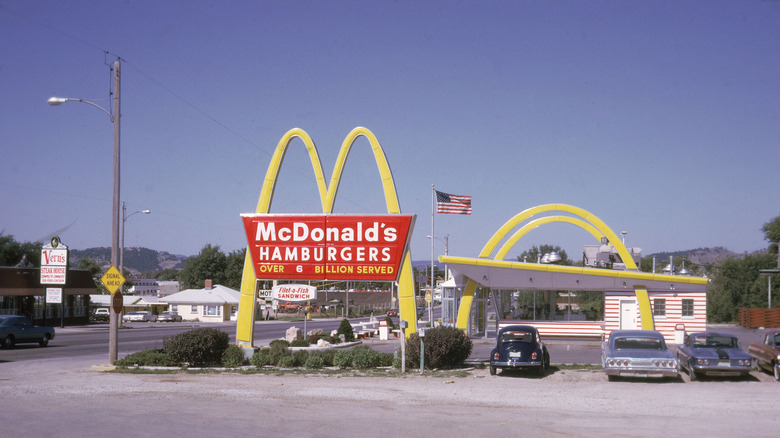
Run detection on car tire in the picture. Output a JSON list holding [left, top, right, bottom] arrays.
[[607, 375, 617, 382], [3, 335, 14, 348], [489, 365, 496, 376], [688, 362, 697, 382], [39, 334, 50, 347], [538, 359, 546, 377], [774, 364, 780, 381]]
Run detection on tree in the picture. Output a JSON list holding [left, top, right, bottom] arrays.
[[0, 233, 42, 267], [516, 245, 572, 266], [179, 244, 228, 290], [762, 215, 780, 267], [223, 248, 247, 290], [707, 252, 776, 322]]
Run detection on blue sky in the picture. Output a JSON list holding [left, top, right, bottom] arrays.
[[1, 0, 778, 264]]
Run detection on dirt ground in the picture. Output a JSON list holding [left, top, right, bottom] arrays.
[[1, 354, 779, 437]]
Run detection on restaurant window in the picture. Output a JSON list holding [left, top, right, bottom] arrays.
[[653, 299, 666, 317], [682, 299, 694, 317]]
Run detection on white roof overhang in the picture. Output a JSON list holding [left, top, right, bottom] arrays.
[[440, 256, 708, 292]]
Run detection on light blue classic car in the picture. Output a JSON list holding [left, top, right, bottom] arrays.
[[602, 330, 678, 381], [677, 332, 752, 381]]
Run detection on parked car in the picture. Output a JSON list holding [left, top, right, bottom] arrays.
[[748, 331, 780, 381], [386, 309, 398, 317], [156, 311, 182, 322], [0, 315, 55, 348], [677, 332, 752, 381], [489, 324, 550, 376], [602, 330, 678, 381], [122, 311, 157, 322], [91, 308, 110, 322]]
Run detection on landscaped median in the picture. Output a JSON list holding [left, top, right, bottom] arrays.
[[110, 322, 475, 374]]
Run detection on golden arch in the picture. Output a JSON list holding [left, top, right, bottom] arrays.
[[455, 204, 655, 331], [236, 127, 417, 346]]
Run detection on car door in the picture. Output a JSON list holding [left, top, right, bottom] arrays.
[[15, 319, 34, 342]]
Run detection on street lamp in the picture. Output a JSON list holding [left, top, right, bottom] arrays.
[[759, 269, 780, 309], [121, 202, 151, 279], [48, 59, 121, 363]]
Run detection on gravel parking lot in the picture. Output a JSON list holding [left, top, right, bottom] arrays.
[[1, 349, 779, 438]]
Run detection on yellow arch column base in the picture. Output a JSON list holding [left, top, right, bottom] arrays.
[[397, 252, 417, 337], [634, 287, 655, 330], [455, 279, 477, 332]]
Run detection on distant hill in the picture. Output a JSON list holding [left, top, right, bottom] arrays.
[[69, 247, 188, 274], [645, 247, 741, 266]]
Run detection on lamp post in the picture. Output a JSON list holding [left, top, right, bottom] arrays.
[[121, 202, 151, 280], [48, 59, 121, 363], [759, 269, 780, 309]]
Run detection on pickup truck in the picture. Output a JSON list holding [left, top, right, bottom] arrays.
[[748, 331, 780, 381], [91, 308, 110, 321]]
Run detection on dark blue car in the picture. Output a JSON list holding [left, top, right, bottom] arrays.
[[677, 332, 752, 381], [489, 325, 550, 376]]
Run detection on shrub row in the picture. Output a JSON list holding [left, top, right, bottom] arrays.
[[114, 325, 472, 371]]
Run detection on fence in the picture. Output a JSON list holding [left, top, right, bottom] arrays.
[[739, 307, 780, 329]]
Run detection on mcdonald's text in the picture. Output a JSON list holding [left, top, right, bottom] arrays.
[[242, 214, 415, 281]]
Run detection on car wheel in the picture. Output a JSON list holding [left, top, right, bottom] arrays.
[[607, 375, 617, 382], [774, 364, 780, 381], [39, 334, 50, 347], [3, 335, 14, 348], [538, 359, 546, 377], [688, 362, 697, 382], [489, 365, 496, 376]]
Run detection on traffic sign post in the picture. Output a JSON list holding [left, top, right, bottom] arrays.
[[101, 265, 126, 363]]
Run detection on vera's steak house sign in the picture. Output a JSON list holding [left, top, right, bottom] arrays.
[[242, 214, 415, 281]]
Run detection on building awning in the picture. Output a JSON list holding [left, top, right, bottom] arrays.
[[0, 267, 97, 296], [439, 256, 708, 292]]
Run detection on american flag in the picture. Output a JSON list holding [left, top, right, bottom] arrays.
[[436, 190, 472, 215]]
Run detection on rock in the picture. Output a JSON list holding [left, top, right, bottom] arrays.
[[285, 326, 302, 343], [307, 328, 324, 337], [316, 339, 331, 347]]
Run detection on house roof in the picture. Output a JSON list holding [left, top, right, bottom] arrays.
[[90, 294, 144, 306], [160, 284, 240, 305]]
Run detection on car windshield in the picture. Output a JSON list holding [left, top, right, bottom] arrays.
[[614, 336, 663, 350], [692, 335, 737, 348], [501, 331, 532, 343]]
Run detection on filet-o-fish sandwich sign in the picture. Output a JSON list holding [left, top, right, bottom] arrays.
[[242, 214, 415, 281]]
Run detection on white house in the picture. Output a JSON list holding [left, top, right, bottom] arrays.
[[160, 280, 240, 322]]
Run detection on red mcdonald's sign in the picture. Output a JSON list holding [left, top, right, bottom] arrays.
[[242, 214, 415, 281]]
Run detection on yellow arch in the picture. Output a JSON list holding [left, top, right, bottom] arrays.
[[494, 216, 606, 261], [236, 127, 416, 346], [456, 204, 654, 332]]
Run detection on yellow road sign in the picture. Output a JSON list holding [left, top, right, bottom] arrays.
[[101, 265, 126, 295]]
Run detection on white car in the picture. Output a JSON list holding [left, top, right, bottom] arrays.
[[122, 311, 156, 322]]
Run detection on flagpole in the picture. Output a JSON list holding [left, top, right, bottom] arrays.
[[430, 184, 435, 323]]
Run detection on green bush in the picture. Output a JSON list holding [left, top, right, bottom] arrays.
[[250, 348, 271, 367], [290, 339, 309, 347], [292, 349, 309, 366], [384, 316, 396, 330], [352, 346, 381, 369], [267, 342, 290, 366], [336, 318, 355, 342], [114, 349, 179, 367], [308, 334, 321, 344], [403, 326, 472, 370], [333, 349, 353, 369], [378, 352, 394, 367], [222, 344, 246, 368], [305, 354, 325, 369], [269, 339, 290, 349], [277, 355, 297, 368], [309, 349, 335, 367], [162, 328, 230, 367]]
